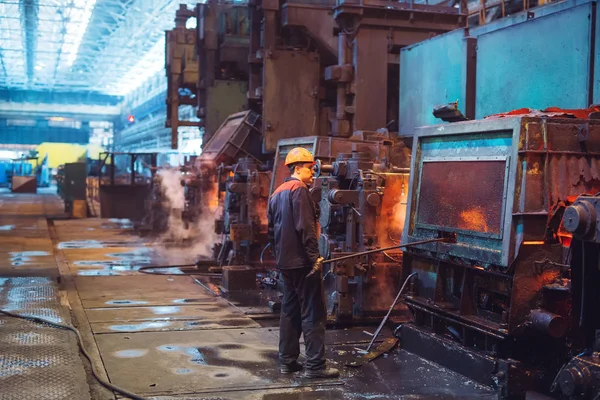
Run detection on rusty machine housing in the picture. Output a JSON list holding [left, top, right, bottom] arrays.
[[214, 156, 272, 266], [248, 0, 465, 152], [94, 152, 158, 222], [166, 2, 250, 149], [164, 0, 465, 292], [271, 135, 410, 321], [315, 151, 409, 321], [399, 115, 600, 398], [553, 194, 600, 399], [183, 111, 270, 266]]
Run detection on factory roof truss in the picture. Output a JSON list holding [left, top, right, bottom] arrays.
[[0, 0, 198, 95]]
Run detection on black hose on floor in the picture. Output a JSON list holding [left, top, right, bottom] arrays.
[[0, 309, 150, 400], [137, 264, 222, 276]]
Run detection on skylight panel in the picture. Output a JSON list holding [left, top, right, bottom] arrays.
[[59, 0, 97, 68], [107, 36, 166, 95], [0, 2, 25, 82]]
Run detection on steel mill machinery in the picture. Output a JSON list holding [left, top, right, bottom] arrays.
[[216, 0, 463, 262], [183, 111, 270, 267], [163, 0, 464, 283], [166, 2, 250, 148], [248, 0, 465, 152], [553, 193, 600, 399], [270, 135, 410, 321], [399, 112, 600, 399], [94, 152, 158, 221]]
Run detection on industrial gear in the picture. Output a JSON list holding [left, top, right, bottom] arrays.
[[267, 178, 321, 269], [284, 147, 315, 166], [278, 266, 328, 372]]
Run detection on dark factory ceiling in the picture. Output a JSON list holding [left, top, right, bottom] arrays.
[[0, 0, 198, 96]]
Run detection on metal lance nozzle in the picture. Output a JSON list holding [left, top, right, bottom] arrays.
[[324, 237, 452, 264]]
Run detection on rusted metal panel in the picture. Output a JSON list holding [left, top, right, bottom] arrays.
[[281, 3, 337, 57], [262, 50, 321, 152], [399, 29, 470, 135], [475, 3, 594, 118], [205, 80, 249, 141], [99, 186, 152, 221], [353, 30, 390, 132], [201, 111, 262, 166]]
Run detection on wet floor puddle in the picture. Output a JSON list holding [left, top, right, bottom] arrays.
[[9, 251, 51, 266], [58, 240, 141, 249], [71, 247, 161, 275]]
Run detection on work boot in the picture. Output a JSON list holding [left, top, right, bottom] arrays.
[[280, 360, 303, 374], [304, 367, 340, 379]]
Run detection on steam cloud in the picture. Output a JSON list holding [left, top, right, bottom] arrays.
[[155, 167, 221, 260]]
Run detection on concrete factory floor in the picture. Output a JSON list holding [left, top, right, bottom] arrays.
[[0, 189, 499, 400]]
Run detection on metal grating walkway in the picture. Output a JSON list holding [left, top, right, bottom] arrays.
[[0, 277, 91, 400]]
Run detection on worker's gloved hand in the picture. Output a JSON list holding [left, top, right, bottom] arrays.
[[306, 256, 325, 278]]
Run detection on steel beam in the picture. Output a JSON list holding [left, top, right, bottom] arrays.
[[19, 0, 38, 85]]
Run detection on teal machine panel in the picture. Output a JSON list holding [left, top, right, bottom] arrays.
[[399, 0, 599, 135], [399, 29, 471, 135], [475, 2, 595, 118]]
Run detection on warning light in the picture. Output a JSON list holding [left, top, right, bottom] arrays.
[[127, 115, 135, 123]]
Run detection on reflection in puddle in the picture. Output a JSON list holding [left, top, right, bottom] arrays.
[[153, 343, 269, 384], [58, 240, 104, 249], [78, 270, 119, 276], [10, 251, 50, 257], [151, 306, 181, 315], [175, 368, 193, 374], [59, 240, 143, 249], [105, 300, 148, 305], [157, 345, 177, 351], [104, 219, 134, 229], [109, 321, 172, 331], [73, 248, 155, 276], [75, 262, 145, 268], [114, 349, 149, 358], [171, 299, 204, 304], [109, 218, 132, 224], [184, 348, 207, 365], [9, 251, 51, 266], [0, 225, 15, 231], [157, 345, 207, 365]]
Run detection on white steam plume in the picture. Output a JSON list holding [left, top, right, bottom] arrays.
[[155, 167, 221, 259]]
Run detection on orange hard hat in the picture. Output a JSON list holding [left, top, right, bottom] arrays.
[[284, 147, 315, 166]]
